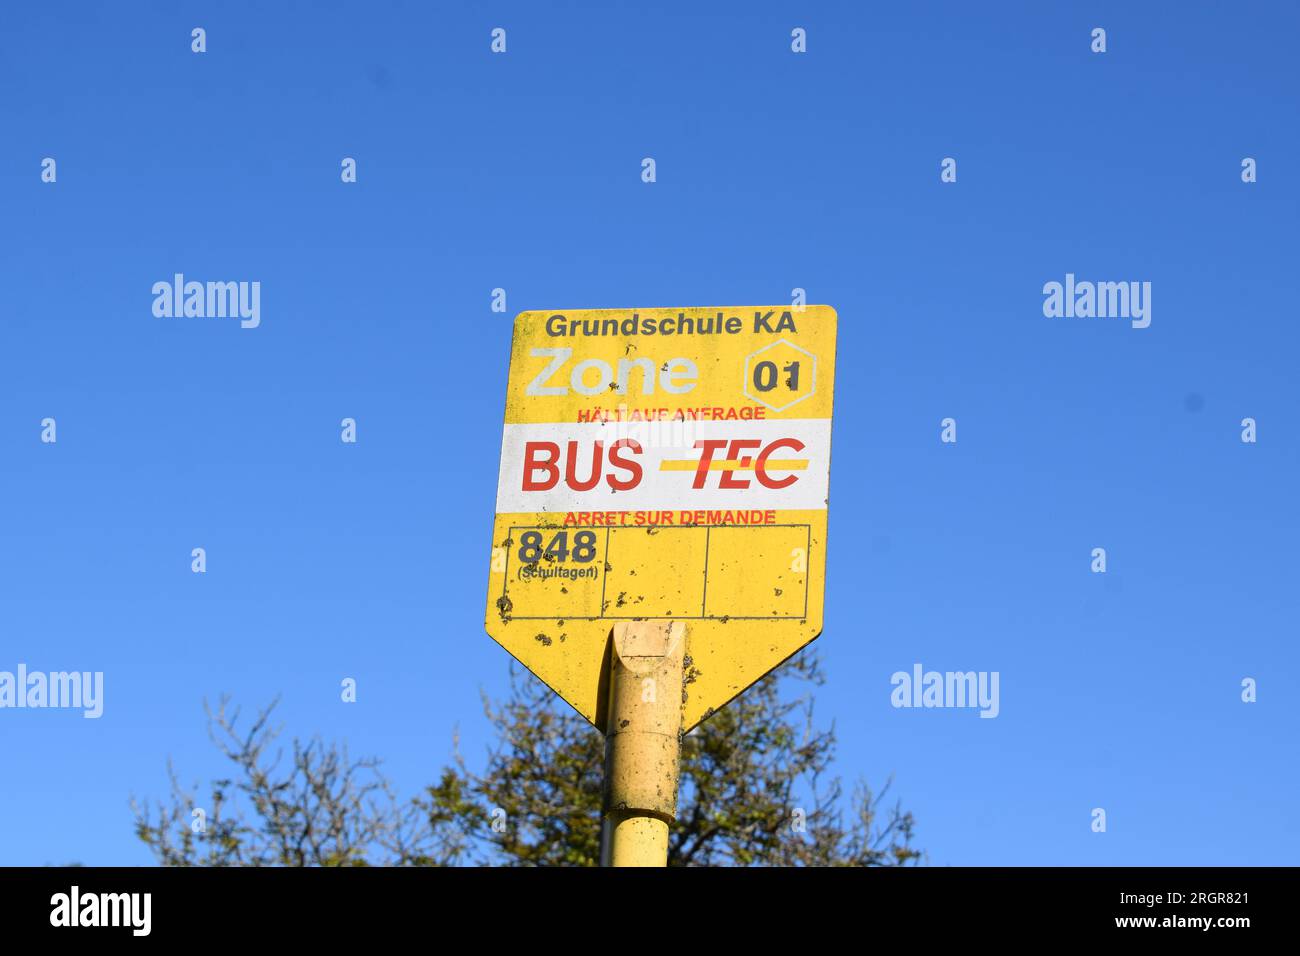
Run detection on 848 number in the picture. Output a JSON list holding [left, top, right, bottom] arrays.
[[517, 530, 597, 565]]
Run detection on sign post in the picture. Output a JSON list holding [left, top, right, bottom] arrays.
[[600, 620, 685, 866], [486, 305, 837, 866]]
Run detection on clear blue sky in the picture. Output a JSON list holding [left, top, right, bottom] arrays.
[[2, 1, 1296, 866]]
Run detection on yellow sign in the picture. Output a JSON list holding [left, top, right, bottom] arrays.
[[485, 305, 837, 731]]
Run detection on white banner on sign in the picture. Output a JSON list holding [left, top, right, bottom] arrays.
[[494, 419, 832, 513]]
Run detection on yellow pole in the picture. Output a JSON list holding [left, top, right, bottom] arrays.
[[600, 620, 686, 867]]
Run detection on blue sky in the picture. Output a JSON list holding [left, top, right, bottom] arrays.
[[2, 1, 1296, 865]]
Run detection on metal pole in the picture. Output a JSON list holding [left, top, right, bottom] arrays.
[[600, 621, 686, 867]]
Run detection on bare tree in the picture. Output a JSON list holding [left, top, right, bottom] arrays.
[[135, 653, 921, 867], [132, 696, 461, 866]]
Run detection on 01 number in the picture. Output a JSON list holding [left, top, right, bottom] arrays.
[[751, 359, 801, 393]]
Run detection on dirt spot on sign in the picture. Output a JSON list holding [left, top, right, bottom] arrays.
[[681, 659, 702, 704]]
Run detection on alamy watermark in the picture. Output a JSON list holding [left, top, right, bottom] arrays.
[[0, 664, 104, 718], [50, 886, 150, 936], [890, 663, 999, 718], [1043, 273, 1151, 329], [152, 274, 260, 329]]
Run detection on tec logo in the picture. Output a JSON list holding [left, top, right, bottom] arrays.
[[676, 438, 807, 489]]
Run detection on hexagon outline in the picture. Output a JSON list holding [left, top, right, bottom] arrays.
[[742, 338, 818, 412]]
